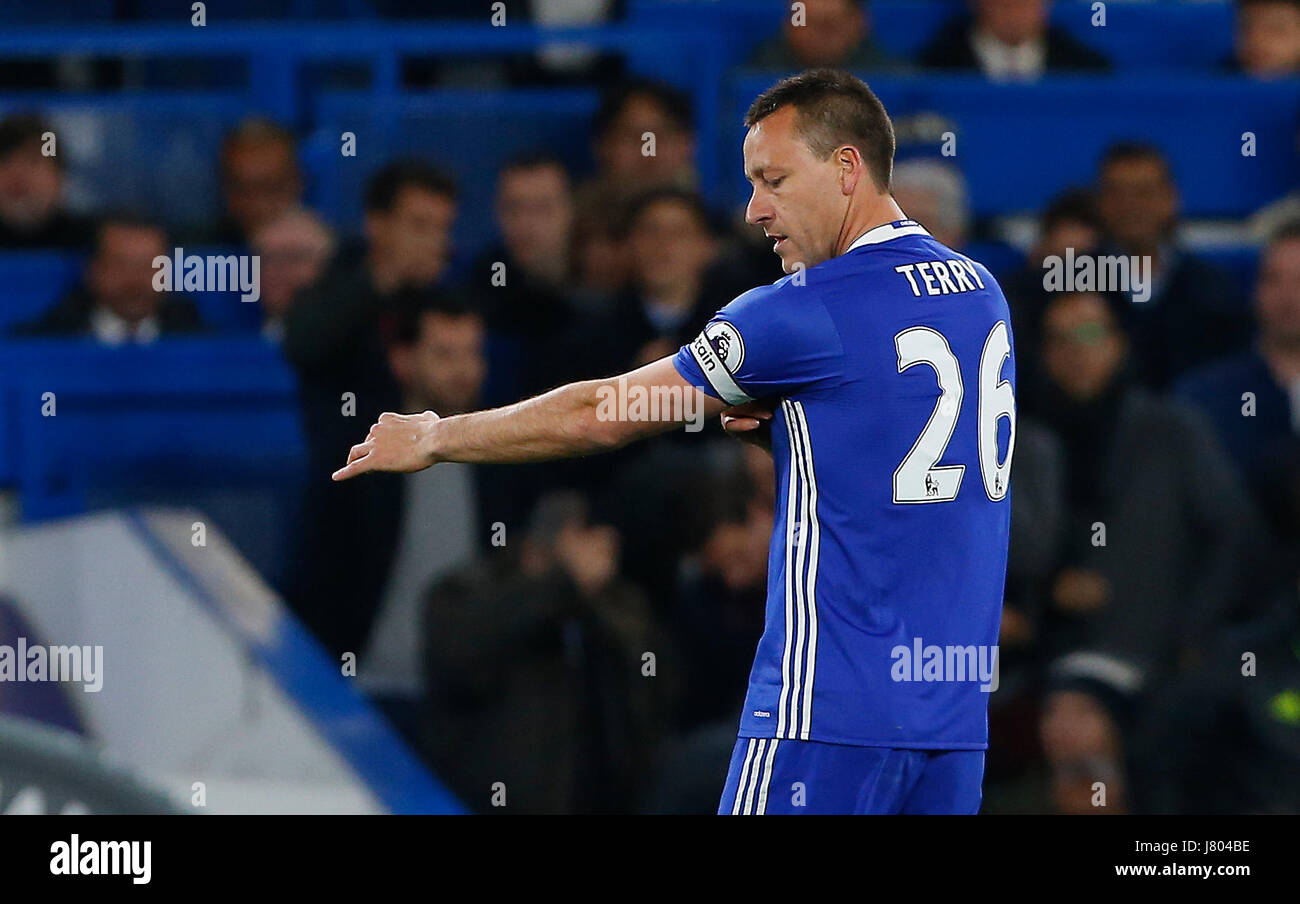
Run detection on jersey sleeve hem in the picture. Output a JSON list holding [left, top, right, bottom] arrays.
[[684, 330, 754, 405]]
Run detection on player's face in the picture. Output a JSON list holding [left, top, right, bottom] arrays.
[[743, 106, 848, 272]]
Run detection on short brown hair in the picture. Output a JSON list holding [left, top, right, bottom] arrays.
[[744, 69, 896, 191], [1098, 141, 1173, 184]]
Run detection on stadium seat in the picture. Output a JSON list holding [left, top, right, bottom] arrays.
[[0, 93, 251, 232], [0, 338, 304, 509], [628, 0, 1235, 72], [0, 252, 84, 333], [726, 73, 1299, 219], [311, 89, 599, 262]]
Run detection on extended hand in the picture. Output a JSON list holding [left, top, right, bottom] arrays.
[[720, 399, 776, 450], [331, 411, 440, 481]]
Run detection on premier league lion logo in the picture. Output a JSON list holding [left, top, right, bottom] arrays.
[[704, 320, 745, 374]]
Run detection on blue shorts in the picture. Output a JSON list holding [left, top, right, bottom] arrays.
[[719, 737, 985, 815]]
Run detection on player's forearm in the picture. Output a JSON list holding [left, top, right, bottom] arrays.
[[424, 378, 667, 465]]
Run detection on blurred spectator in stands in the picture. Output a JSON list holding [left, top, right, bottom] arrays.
[[1001, 422, 1067, 670], [890, 158, 970, 251], [919, 0, 1109, 79], [473, 152, 582, 398], [1232, 0, 1300, 78], [481, 152, 576, 322], [11, 214, 203, 342], [1039, 665, 1138, 814], [1175, 221, 1300, 559], [1095, 142, 1249, 388], [555, 188, 719, 383], [582, 79, 697, 208], [0, 114, 93, 250], [508, 0, 628, 86], [545, 190, 735, 559], [981, 419, 1064, 812], [1132, 573, 1300, 814], [360, 295, 487, 710], [284, 159, 458, 394], [1034, 291, 1269, 694], [638, 462, 769, 814], [572, 79, 697, 294], [421, 491, 672, 814], [669, 469, 769, 733], [1249, 110, 1300, 241], [1002, 188, 1103, 413], [572, 204, 631, 297], [617, 186, 719, 363], [249, 207, 334, 343], [204, 118, 304, 248], [393, 0, 626, 87], [746, 0, 904, 73], [739, 441, 776, 511], [283, 160, 460, 658]]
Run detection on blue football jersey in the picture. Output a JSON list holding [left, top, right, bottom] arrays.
[[674, 219, 1016, 749]]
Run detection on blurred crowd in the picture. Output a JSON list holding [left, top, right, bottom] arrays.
[[2, 0, 1299, 814]]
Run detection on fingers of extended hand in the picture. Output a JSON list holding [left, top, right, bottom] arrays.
[[721, 415, 760, 432]]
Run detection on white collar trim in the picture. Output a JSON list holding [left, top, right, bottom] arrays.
[[846, 219, 931, 252]]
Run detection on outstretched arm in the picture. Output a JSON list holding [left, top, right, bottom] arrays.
[[332, 356, 725, 480]]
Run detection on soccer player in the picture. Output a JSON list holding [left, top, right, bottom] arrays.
[[333, 70, 1016, 815]]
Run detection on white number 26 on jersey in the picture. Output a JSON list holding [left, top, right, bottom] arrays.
[[892, 321, 1015, 504]]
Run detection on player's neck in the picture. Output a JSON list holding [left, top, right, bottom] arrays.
[[835, 195, 909, 258]]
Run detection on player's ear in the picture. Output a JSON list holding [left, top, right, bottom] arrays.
[[837, 145, 863, 195]]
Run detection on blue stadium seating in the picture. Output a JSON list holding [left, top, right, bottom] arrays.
[[727, 73, 1299, 218], [0, 252, 83, 332], [0, 338, 304, 507], [0, 93, 250, 232], [310, 88, 599, 261], [0, 9, 1286, 229], [627, 0, 1236, 72]]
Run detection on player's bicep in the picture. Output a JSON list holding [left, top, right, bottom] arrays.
[[675, 286, 845, 402]]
